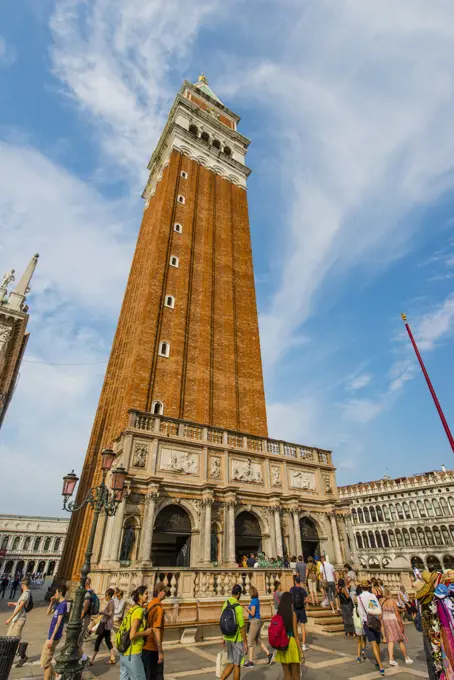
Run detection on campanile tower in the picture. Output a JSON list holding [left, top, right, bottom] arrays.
[[60, 76, 268, 580]]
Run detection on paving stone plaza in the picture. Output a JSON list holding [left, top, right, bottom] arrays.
[[3, 583, 429, 680]]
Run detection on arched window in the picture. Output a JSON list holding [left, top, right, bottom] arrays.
[[158, 341, 170, 358], [390, 505, 397, 520], [376, 506, 383, 522], [352, 509, 357, 525], [120, 519, 137, 563], [12, 537, 20, 550], [418, 527, 427, 546], [201, 131, 210, 142], [425, 499, 434, 517], [410, 501, 419, 518], [152, 401, 164, 416], [362, 531, 369, 549], [440, 498, 449, 516], [363, 508, 370, 523], [403, 528, 411, 547], [189, 124, 198, 136], [370, 506, 377, 522], [356, 532, 363, 549], [396, 529, 404, 547], [396, 503, 404, 520], [432, 498, 442, 517], [403, 502, 411, 519], [212, 139, 221, 150], [223, 146, 232, 156], [417, 500, 426, 518], [180, 170, 188, 180], [433, 526, 442, 545], [375, 531, 383, 548], [448, 497, 454, 514], [368, 530, 376, 548], [170, 255, 179, 268], [425, 527, 434, 545], [382, 531, 389, 547], [1, 536, 9, 550], [450, 525, 454, 542], [410, 528, 419, 546], [177, 194, 185, 204], [383, 505, 390, 521], [389, 530, 396, 547], [164, 295, 175, 309], [441, 526, 452, 544], [44, 537, 51, 551], [357, 508, 364, 524], [23, 537, 31, 551], [54, 538, 61, 551], [33, 537, 41, 551], [174, 223, 183, 233]]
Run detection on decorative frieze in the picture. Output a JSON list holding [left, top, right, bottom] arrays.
[[160, 448, 199, 475], [289, 469, 315, 490], [232, 458, 263, 484]]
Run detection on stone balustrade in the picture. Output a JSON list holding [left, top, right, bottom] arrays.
[[129, 410, 333, 467]]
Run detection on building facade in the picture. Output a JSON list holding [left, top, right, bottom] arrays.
[[0, 254, 39, 428], [339, 466, 454, 573], [0, 514, 69, 577], [59, 76, 347, 586]]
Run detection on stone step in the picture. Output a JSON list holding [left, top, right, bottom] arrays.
[[312, 616, 343, 625], [308, 610, 341, 619], [321, 623, 345, 633]]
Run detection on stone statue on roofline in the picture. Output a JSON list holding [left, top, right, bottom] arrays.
[[1, 270, 15, 289]]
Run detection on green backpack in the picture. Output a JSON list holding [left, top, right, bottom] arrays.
[[115, 606, 145, 654]]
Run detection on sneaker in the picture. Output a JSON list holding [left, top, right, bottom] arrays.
[[380, 670, 385, 676], [405, 658, 414, 665], [302, 644, 309, 651], [356, 657, 361, 663], [267, 652, 275, 665], [243, 661, 255, 668], [15, 656, 27, 668], [389, 660, 398, 666]]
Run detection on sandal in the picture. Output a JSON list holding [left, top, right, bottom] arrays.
[[106, 659, 116, 665]]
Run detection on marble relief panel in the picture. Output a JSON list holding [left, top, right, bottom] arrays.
[[288, 468, 316, 491], [159, 447, 200, 476]]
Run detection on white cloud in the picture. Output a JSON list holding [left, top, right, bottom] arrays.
[[417, 294, 454, 351], [0, 36, 16, 69], [346, 373, 372, 392], [340, 397, 387, 424]]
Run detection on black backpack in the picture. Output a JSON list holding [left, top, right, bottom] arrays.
[[25, 593, 34, 613], [292, 587, 305, 610], [220, 601, 239, 637]]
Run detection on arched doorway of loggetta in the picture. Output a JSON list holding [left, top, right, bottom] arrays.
[[152, 505, 192, 567], [443, 554, 454, 570], [299, 517, 320, 558], [426, 554, 442, 572], [411, 555, 425, 571], [235, 512, 262, 563]]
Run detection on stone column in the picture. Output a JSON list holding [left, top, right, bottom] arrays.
[[293, 512, 303, 556], [102, 493, 127, 562], [330, 512, 343, 565], [227, 502, 236, 564], [345, 514, 359, 565], [273, 507, 283, 557], [12, 560, 18, 575], [138, 492, 159, 563], [203, 499, 213, 563]]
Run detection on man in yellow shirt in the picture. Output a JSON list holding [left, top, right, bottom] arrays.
[[220, 584, 248, 680]]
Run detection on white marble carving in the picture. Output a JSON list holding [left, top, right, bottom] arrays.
[[133, 443, 147, 468], [290, 470, 315, 490], [161, 448, 198, 475], [271, 466, 282, 487], [209, 457, 221, 479], [1, 270, 15, 289], [232, 458, 263, 484], [0, 325, 12, 349]]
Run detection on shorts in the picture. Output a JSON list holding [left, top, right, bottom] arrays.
[[226, 641, 244, 666], [326, 582, 336, 602], [247, 619, 263, 646], [364, 623, 381, 644], [40, 639, 60, 669], [295, 609, 307, 624], [308, 580, 317, 594], [7, 618, 26, 638]]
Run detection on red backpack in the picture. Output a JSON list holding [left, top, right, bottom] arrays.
[[268, 613, 289, 650]]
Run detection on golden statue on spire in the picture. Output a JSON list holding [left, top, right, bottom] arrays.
[[198, 73, 208, 83]]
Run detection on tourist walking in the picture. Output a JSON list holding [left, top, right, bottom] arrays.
[[290, 576, 309, 651], [337, 579, 355, 636], [352, 585, 367, 663], [273, 591, 303, 680], [5, 577, 32, 667], [381, 587, 413, 667], [40, 585, 67, 680], [321, 556, 338, 613], [219, 584, 248, 680], [113, 588, 127, 630], [344, 564, 357, 595], [306, 556, 318, 606], [0, 575, 8, 598], [357, 580, 385, 676], [89, 588, 116, 666], [117, 586, 153, 680], [243, 586, 274, 668], [273, 580, 283, 612], [295, 555, 306, 584], [371, 578, 384, 600], [9, 574, 20, 598], [142, 581, 167, 680]]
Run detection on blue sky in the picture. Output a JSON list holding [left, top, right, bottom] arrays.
[[1, 0, 453, 516]]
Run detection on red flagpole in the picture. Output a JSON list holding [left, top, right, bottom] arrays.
[[401, 313, 454, 453]]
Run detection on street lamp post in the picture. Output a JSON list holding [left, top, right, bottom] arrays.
[[55, 449, 127, 680]]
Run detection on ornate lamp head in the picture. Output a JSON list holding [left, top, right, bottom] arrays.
[[101, 449, 116, 471], [62, 470, 79, 497]]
